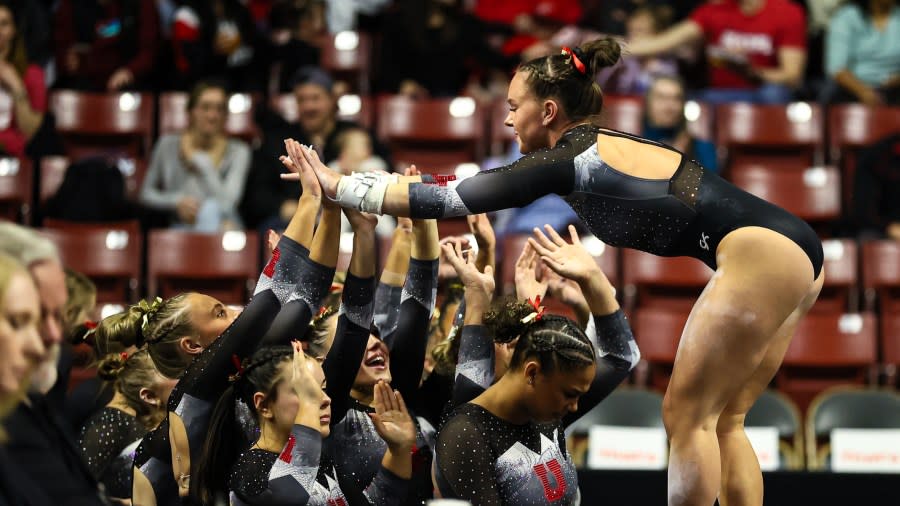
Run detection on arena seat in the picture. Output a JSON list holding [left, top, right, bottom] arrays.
[[320, 31, 372, 95], [40, 220, 143, 304], [729, 163, 841, 225], [50, 90, 154, 159], [621, 249, 712, 313], [862, 240, 900, 313], [631, 306, 690, 391], [38, 156, 146, 209], [812, 239, 859, 314], [828, 105, 900, 207], [158, 91, 258, 142], [880, 313, 900, 386], [716, 102, 823, 175], [745, 389, 804, 470], [377, 95, 486, 170], [777, 312, 877, 414], [805, 387, 900, 470], [684, 100, 714, 142], [0, 157, 31, 224], [147, 230, 260, 305]]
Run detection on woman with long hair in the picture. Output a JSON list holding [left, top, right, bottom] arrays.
[[78, 349, 177, 501], [289, 35, 825, 505], [0, 0, 45, 158]]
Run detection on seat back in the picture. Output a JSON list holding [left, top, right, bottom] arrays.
[[159, 92, 257, 141], [716, 102, 823, 173], [632, 307, 690, 391], [147, 230, 260, 304], [862, 240, 900, 313], [40, 221, 143, 303], [622, 250, 712, 312], [320, 31, 371, 94], [813, 239, 858, 314], [778, 312, 877, 413], [567, 387, 664, 436], [806, 387, 900, 469], [50, 91, 154, 159], [745, 389, 803, 469], [376, 96, 486, 170], [0, 157, 31, 223], [729, 164, 841, 224], [828, 105, 900, 206], [685, 100, 714, 142]]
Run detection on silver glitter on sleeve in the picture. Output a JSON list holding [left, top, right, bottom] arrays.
[[408, 183, 472, 219], [338, 273, 376, 329], [285, 255, 336, 315], [589, 310, 640, 370], [363, 466, 409, 506], [455, 325, 494, 389], [373, 282, 402, 339], [400, 258, 438, 313], [268, 425, 322, 492], [254, 236, 310, 304]]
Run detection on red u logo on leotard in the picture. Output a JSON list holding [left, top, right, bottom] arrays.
[[327, 498, 347, 506], [532, 459, 567, 502], [263, 247, 281, 277]]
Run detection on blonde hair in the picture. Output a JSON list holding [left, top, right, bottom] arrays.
[[97, 349, 168, 429], [0, 253, 33, 439], [63, 268, 96, 341]]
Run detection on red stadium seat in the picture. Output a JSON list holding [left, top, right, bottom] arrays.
[[632, 306, 690, 391], [0, 157, 32, 224], [813, 239, 859, 314], [622, 249, 713, 312], [159, 92, 258, 142], [861, 240, 900, 313], [729, 163, 841, 224], [777, 312, 877, 413], [50, 91, 154, 159], [881, 313, 900, 386], [376, 95, 486, 170], [320, 31, 372, 94], [40, 221, 143, 304], [147, 230, 260, 305], [828, 105, 900, 207], [716, 102, 823, 174], [685, 100, 715, 142], [38, 156, 146, 208], [270, 93, 374, 128], [599, 96, 643, 135]]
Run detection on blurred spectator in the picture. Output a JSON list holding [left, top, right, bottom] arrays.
[[595, 6, 678, 96], [852, 133, 900, 239], [643, 75, 718, 172], [327, 0, 391, 33], [629, 0, 807, 104], [328, 127, 387, 174], [139, 81, 251, 231], [53, 0, 160, 92], [7, 0, 51, 66], [473, 0, 582, 57], [171, 0, 263, 91], [0, 223, 106, 506], [581, 0, 676, 36], [0, 0, 46, 158], [377, 0, 515, 98], [241, 66, 392, 231], [267, 0, 325, 94], [821, 0, 900, 105]]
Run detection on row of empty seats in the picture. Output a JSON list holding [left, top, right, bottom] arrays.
[[567, 386, 900, 471]]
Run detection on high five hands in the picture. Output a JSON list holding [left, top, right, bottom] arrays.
[[280, 139, 341, 200]]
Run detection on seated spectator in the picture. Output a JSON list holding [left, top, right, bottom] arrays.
[[0, 0, 45, 158], [643, 75, 718, 172], [851, 133, 900, 239], [629, 0, 807, 104], [821, 0, 900, 105], [582, 0, 679, 36], [326, 0, 390, 33], [473, 0, 582, 58], [595, 6, 678, 96], [53, 0, 159, 91], [171, 0, 263, 92], [139, 81, 251, 232], [328, 127, 387, 175], [267, 0, 325, 94], [241, 66, 392, 232], [377, 0, 514, 99]]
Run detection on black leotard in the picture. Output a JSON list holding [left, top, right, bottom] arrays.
[[407, 125, 823, 278], [78, 407, 144, 499], [435, 310, 639, 505]]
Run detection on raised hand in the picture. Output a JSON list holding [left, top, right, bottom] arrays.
[[441, 240, 494, 310], [369, 380, 416, 451], [528, 224, 601, 284], [265, 229, 281, 258], [280, 139, 341, 200], [343, 207, 379, 232], [281, 139, 322, 200], [467, 213, 495, 252], [290, 340, 324, 406], [543, 265, 589, 310], [438, 235, 470, 282], [514, 242, 548, 301]]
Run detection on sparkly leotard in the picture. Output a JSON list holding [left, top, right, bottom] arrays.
[[132, 236, 335, 503], [79, 407, 145, 499], [408, 124, 823, 277], [435, 311, 639, 505], [327, 259, 439, 506]]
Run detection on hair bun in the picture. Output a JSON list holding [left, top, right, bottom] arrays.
[[578, 37, 622, 75], [484, 297, 536, 343], [97, 352, 128, 381]]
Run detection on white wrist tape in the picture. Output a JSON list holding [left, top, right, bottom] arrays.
[[335, 172, 389, 214]]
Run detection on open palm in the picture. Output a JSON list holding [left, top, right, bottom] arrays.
[[370, 381, 416, 449], [528, 224, 599, 284]]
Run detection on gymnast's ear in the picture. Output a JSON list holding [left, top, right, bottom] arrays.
[[523, 360, 541, 386], [542, 99, 559, 126]]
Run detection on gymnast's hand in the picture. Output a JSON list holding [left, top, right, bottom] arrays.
[[442, 240, 495, 310], [369, 380, 416, 451], [514, 241, 548, 302], [280, 138, 322, 200], [528, 224, 602, 285], [280, 139, 340, 200]]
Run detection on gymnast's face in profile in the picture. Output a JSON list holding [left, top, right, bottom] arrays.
[[525, 360, 595, 423], [186, 293, 241, 347], [505, 70, 552, 155]]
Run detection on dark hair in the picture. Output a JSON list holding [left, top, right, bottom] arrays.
[[186, 79, 228, 112], [486, 298, 595, 374], [0, 1, 28, 76], [290, 65, 335, 92], [63, 268, 96, 345], [429, 283, 467, 375], [191, 346, 293, 505], [849, 0, 895, 17], [518, 38, 622, 124], [96, 349, 166, 429]]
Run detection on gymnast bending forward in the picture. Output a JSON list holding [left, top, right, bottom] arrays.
[[282, 36, 825, 506]]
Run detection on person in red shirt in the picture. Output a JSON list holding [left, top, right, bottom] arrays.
[[0, 1, 44, 158], [629, 0, 807, 103], [473, 0, 583, 57]]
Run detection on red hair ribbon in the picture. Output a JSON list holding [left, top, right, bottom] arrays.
[[317, 306, 328, 318], [522, 295, 546, 324], [84, 320, 97, 330], [329, 284, 343, 293], [120, 351, 128, 361], [561, 46, 586, 75]]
